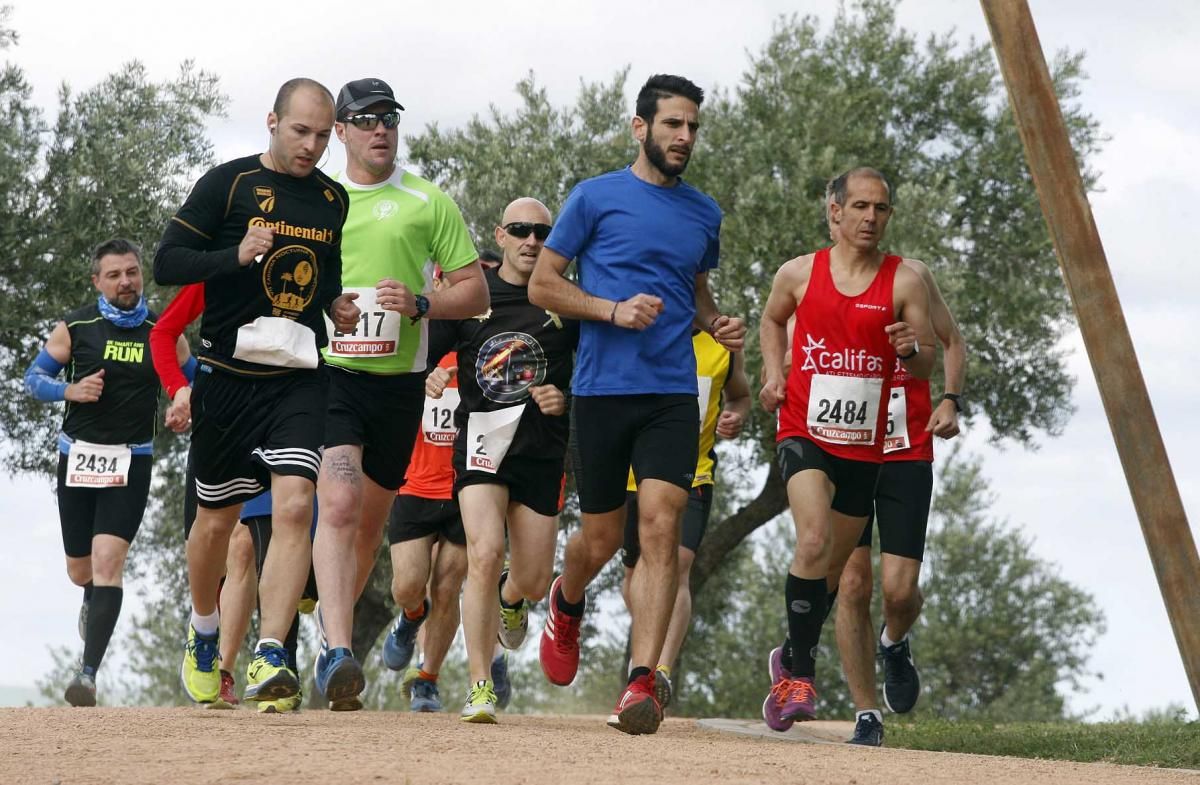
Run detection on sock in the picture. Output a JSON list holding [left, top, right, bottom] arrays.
[[822, 589, 839, 625], [256, 637, 284, 652], [284, 613, 301, 670], [555, 585, 585, 617], [83, 581, 94, 601], [881, 627, 905, 648], [656, 664, 672, 679], [418, 669, 438, 682], [190, 608, 219, 637], [628, 666, 652, 685], [500, 590, 523, 610], [784, 573, 828, 678], [404, 602, 428, 621], [81, 586, 122, 671], [857, 709, 883, 724]]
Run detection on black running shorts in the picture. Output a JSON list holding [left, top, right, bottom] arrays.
[[571, 394, 700, 515], [190, 364, 325, 509], [388, 494, 466, 546], [453, 451, 566, 519], [776, 436, 880, 518], [56, 452, 152, 558], [857, 459, 933, 560], [622, 484, 713, 568], [323, 365, 425, 490]]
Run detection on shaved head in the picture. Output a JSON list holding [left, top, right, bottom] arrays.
[[501, 197, 551, 225]]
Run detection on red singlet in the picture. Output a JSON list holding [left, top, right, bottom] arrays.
[[883, 361, 934, 462], [777, 247, 901, 462], [398, 352, 459, 500]]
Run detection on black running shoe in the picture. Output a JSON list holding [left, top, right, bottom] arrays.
[[846, 712, 884, 747], [879, 627, 921, 714]]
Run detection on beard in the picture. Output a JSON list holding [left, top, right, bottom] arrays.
[[643, 134, 690, 178], [109, 290, 140, 309]]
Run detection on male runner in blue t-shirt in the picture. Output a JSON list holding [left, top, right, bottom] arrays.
[[529, 73, 746, 735]]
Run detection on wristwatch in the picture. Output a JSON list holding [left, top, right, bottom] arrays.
[[942, 393, 962, 413], [410, 294, 430, 324]]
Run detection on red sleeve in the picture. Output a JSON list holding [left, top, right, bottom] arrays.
[[151, 283, 205, 399]]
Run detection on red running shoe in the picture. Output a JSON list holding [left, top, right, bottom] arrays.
[[539, 576, 582, 686], [205, 669, 240, 710], [606, 673, 663, 735]]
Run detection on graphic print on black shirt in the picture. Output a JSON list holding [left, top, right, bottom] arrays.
[[429, 267, 579, 462], [62, 304, 160, 445], [153, 154, 348, 376]]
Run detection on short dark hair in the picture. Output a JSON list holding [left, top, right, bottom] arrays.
[[828, 167, 893, 207], [635, 74, 704, 124], [91, 238, 141, 274], [273, 77, 335, 118]]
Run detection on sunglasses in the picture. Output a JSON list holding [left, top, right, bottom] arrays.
[[343, 111, 401, 131], [504, 222, 552, 240]]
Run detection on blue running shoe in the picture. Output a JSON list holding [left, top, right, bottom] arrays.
[[410, 678, 443, 712], [382, 599, 429, 671], [315, 646, 365, 711], [491, 652, 512, 711]]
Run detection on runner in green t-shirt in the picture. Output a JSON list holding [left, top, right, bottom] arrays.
[[312, 77, 489, 710]]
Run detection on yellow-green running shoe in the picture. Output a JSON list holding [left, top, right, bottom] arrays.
[[460, 679, 498, 724], [497, 569, 530, 649], [259, 688, 303, 714], [180, 625, 221, 704], [401, 664, 421, 704], [245, 644, 298, 702]]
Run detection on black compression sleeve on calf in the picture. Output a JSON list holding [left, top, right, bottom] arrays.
[[83, 581, 94, 601], [823, 589, 839, 625], [784, 574, 828, 678], [82, 586, 123, 672]]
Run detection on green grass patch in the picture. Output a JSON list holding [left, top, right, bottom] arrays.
[[887, 720, 1200, 769]]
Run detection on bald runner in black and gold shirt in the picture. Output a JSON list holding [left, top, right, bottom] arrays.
[[153, 77, 361, 712]]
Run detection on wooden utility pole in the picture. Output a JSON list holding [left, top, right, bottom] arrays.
[[980, 0, 1200, 710]]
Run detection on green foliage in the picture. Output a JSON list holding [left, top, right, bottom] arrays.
[[888, 718, 1200, 769], [0, 56, 226, 475]]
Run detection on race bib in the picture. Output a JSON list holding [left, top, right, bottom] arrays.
[[884, 386, 910, 454], [696, 375, 713, 426], [325, 287, 402, 358], [466, 404, 526, 474], [807, 374, 883, 446], [233, 316, 318, 368], [422, 388, 460, 446], [66, 441, 131, 488]]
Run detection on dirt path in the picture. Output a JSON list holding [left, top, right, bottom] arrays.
[[3, 708, 1194, 785]]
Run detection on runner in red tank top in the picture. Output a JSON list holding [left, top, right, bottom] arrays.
[[833, 247, 966, 744], [758, 167, 935, 732], [379, 350, 470, 713]]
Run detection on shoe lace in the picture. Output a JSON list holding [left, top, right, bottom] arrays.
[[552, 610, 581, 655], [189, 634, 218, 672], [258, 646, 288, 669], [771, 677, 817, 708]]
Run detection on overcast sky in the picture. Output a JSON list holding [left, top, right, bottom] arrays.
[[2, 0, 1197, 718]]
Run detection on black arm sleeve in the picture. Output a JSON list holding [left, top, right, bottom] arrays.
[[153, 168, 243, 285], [425, 318, 458, 371]]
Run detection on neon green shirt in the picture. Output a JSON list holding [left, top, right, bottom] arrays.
[[323, 168, 477, 374]]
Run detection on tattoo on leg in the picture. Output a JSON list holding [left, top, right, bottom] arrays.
[[327, 452, 362, 486]]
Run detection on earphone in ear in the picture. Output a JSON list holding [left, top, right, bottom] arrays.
[[269, 125, 277, 134]]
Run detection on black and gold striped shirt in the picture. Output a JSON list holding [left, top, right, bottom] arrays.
[[153, 154, 348, 376]]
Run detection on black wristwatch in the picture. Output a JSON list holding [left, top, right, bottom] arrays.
[[942, 393, 962, 413], [410, 294, 430, 324]]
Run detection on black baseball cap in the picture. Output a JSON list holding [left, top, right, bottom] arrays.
[[336, 78, 405, 118]]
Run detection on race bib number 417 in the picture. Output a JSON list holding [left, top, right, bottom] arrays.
[[806, 374, 883, 446], [325, 287, 402, 358]]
